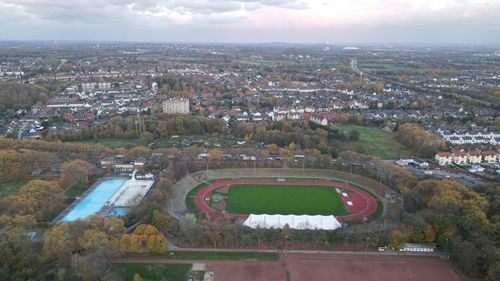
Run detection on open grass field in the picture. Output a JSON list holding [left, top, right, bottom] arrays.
[[74, 138, 139, 148], [112, 263, 192, 281], [225, 184, 348, 215], [359, 63, 415, 72], [338, 124, 411, 159], [163, 251, 279, 261], [0, 178, 30, 195]]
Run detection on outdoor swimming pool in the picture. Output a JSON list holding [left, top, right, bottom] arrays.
[[61, 178, 127, 222]]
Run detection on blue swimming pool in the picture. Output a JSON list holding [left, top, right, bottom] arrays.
[[61, 178, 127, 222]]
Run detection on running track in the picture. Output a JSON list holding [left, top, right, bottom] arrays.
[[193, 179, 379, 222]]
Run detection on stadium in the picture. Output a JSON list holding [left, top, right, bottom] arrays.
[[174, 168, 387, 230]]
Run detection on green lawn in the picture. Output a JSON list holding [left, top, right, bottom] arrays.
[[0, 178, 30, 196], [186, 181, 214, 213], [112, 264, 192, 281], [360, 63, 414, 73], [339, 124, 411, 159], [162, 251, 279, 261], [73, 138, 139, 148], [226, 184, 348, 215]]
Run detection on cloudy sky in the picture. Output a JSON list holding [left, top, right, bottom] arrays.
[[0, 0, 499, 44]]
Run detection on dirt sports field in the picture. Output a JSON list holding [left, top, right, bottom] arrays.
[[117, 252, 474, 281], [207, 253, 473, 281], [194, 179, 379, 222]]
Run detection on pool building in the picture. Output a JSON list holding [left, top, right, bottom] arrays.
[[55, 172, 155, 222]]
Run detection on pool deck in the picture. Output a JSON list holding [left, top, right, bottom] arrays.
[[109, 179, 155, 207]]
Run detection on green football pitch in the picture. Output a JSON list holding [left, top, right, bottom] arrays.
[[224, 184, 349, 215]]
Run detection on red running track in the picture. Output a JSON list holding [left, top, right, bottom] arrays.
[[193, 179, 379, 222]]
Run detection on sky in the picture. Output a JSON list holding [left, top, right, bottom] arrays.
[[0, 0, 499, 44]]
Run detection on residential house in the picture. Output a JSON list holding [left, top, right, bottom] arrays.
[[435, 152, 452, 166], [483, 151, 498, 164], [467, 151, 482, 164], [452, 151, 467, 165]]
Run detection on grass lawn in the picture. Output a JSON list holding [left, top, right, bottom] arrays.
[[360, 63, 414, 73], [0, 178, 30, 195], [74, 138, 139, 148], [338, 124, 412, 159], [226, 184, 348, 215], [112, 264, 192, 281], [186, 181, 214, 213], [162, 251, 279, 261]]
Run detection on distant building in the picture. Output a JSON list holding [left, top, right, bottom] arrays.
[[399, 243, 435, 253], [435, 152, 452, 166], [162, 98, 190, 114]]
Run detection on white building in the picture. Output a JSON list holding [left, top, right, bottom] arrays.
[[162, 98, 190, 114], [435, 152, 452, 166], [467, 152, 482, 164]]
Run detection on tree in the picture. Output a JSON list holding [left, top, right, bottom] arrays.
[[454, 241, 479, 275], [0, 150, 23, 181], [133, 273, 144, 281], [179, 214, 197, 246], [60, 160, 93, 187], [208, 148, 223, 168], [0, 227, 40, 281], [487, 262, 500, 281], [155, 120, 169, 138], [281, 224, 292, 250], [4, 180, 65, 221], [119, 224, 167, 254], [146, 234, 168, 254], [348, 130, 360, 141], [268, 144, 279, 155], [70, 254, 94, 281], [423, 225, 436, 243], [388, 229, 404, 250], [81, 229, 112, 254], [42, 223, 73, 262], [140, 132, 153, 145], [319, 154, 333, 168]]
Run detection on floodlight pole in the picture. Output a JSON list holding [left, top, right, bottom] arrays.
[[365, 237, 370, 260]]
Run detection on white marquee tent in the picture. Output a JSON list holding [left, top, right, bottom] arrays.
[[243, 214, 342, 230]]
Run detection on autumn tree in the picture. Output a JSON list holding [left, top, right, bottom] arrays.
[[268, 144, 279, 155], [208, 148, 223, 168], [423, 225, 436, 243], [0, 149, 24, 181], [60, 159, 93, 187], [119, 224, 167, 254], [388, 229, 404, 250], [397, 123, 447, 157], [3, 180, 65, 221], [42, 223, 74, 263]]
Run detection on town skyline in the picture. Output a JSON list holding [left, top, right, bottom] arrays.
[[1, 0, 500, 44]]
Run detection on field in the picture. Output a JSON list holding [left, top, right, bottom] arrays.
[[116, 253, 473, 281], [112, 264, 192, 281], [194, 179, 381, 222], [0, 178, 30, 195], [225, 184, 348, 215], [163, 251, 279, 261], [338, 124, 411, 159], [359, 62, 415, 73], [74, 138, 139, 148]]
